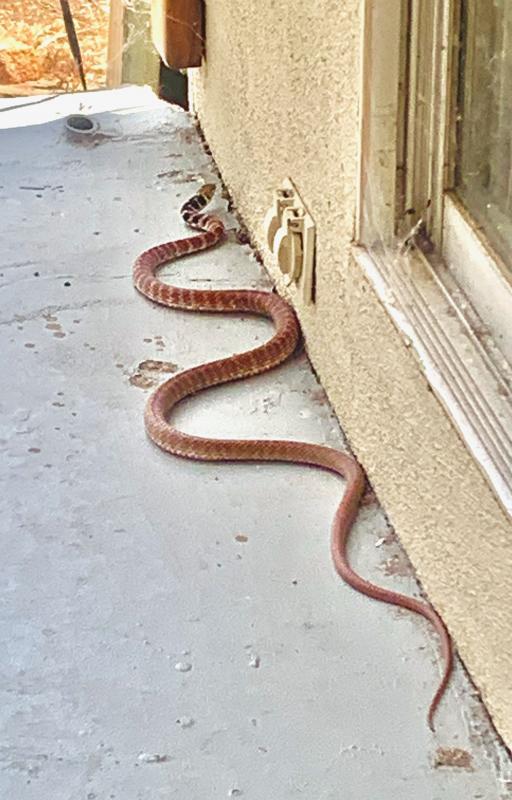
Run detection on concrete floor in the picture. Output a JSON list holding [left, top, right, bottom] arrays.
[[1, 87, 511, 799]]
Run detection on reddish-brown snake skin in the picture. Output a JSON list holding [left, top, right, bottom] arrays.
[[133, 183, 453, 730]]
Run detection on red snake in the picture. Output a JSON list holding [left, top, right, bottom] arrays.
[[133, 183, 453, 730]]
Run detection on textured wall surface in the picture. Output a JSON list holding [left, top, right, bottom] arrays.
[[191, 0, 512, 747]]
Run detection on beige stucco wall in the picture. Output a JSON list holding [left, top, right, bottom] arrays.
[[191, 0, 512, 746]]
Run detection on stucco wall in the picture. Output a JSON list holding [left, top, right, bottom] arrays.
[[191, 0, 512, 747]]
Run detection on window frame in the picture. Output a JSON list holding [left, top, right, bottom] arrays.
[[404, 0, 512, 364], [356, 0, 512, 516]]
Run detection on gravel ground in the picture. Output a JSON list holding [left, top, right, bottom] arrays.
[[0, 0, 109, 95]]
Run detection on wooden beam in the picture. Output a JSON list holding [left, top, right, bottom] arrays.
[[106, 0, 125, 88], [151, 0, 204, 69]]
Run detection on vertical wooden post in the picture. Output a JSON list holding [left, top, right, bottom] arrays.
[[151, 0, 204, 69], [106, 0, 125, 87]]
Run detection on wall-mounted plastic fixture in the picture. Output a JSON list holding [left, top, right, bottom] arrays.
[[151, 0, 204, 69], [264, 179, 316, 304]]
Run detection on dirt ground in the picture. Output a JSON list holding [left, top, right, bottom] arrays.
[[0, 0, 110, 95]]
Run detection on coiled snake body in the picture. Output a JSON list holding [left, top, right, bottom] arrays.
[[133, 183, 453, 729]]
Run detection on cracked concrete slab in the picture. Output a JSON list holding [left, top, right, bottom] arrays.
[[1, 87, 511, 799]]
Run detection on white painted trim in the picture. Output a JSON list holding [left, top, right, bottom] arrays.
[[443, 193, 512, 365], [357, 0, 404, 247], [403, 0, 456, 241], [353, 245, 512, 518]]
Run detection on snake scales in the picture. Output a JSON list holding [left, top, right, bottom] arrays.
[[133, 183, 453, 729]]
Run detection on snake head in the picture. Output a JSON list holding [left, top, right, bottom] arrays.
[[199, 183, 216, 202]]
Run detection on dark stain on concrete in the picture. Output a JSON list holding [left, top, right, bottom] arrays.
[[434, 747, 473, 770]]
